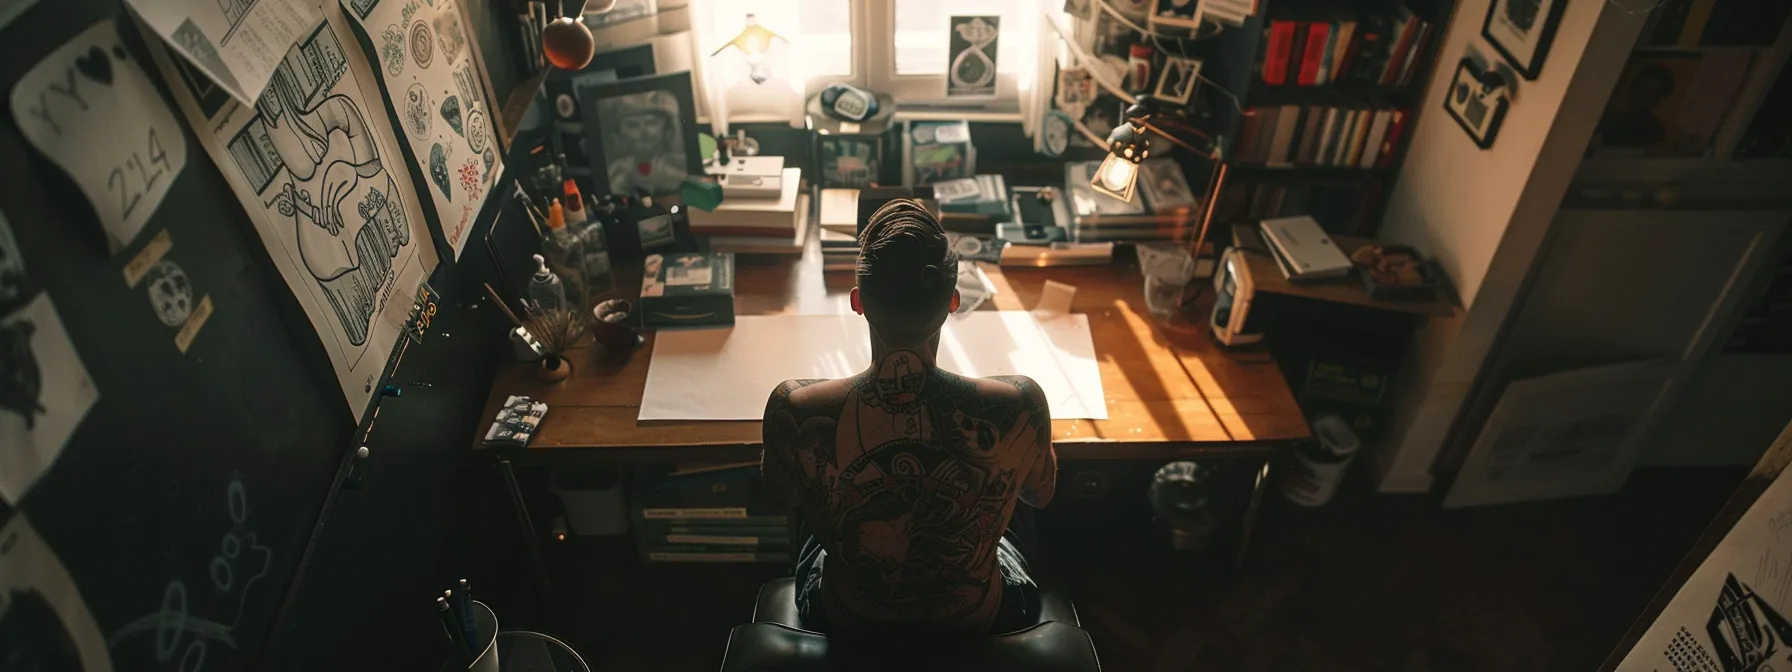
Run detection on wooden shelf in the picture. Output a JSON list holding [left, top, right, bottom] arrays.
[[1245, 84, 1419, 108]]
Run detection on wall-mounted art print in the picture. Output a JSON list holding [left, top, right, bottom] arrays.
[[1483, 0, 1566, 80], [1444, 58, 1512, 149]]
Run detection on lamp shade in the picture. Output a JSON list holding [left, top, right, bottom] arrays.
[[1106, 122, 1150, 162], [1091, 153, 1139, 202]]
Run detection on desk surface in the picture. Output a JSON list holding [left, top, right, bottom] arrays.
[[1238, 234, 1459, 318], [476, 248, 1309, 462]]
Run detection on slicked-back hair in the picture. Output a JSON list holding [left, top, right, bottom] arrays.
[[856, 198, 957, 343]]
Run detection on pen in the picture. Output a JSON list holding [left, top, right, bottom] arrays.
[[455, 579, 478, 654], [438, 596, 469, 664]]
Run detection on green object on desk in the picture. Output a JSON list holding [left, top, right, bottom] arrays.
[[681, 178, 724, 212]]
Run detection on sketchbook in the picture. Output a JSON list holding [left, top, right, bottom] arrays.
[[639, 311, 1108, 421], [143, 6, 442, 421]]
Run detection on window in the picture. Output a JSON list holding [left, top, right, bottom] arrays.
[[701, 0, 1055, 120]]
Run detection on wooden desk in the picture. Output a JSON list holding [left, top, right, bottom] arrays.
[[475, 249, 1310, 463]]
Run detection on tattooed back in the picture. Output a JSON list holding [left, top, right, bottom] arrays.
[[761, 349, 1057, 632]]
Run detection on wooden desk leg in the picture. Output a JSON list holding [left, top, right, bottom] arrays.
[[1234, 459, 1273, 570], [499, 458, 555, 594]]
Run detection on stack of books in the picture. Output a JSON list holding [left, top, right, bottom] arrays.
[[820, 188, 861, 272], [690, 167, 810, 255], [934, 175, 1013, 219], [1234, 105, 1410, 169], [632, 462, 791, 563], [1257, 2, 1434, 88], [1062, 161, 1198, 243]]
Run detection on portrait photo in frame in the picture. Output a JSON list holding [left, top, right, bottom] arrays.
[[578, 71, 704, 196], [1482, 0, 1566, 80]]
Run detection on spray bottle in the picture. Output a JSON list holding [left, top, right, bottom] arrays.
[[528, 254, 566, 313]]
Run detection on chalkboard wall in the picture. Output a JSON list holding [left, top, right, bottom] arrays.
[[0, 1, 524, 669]]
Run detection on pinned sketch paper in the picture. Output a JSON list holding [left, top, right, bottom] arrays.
[[338, 0, 503, 259], [124, 0, 317, 104], [9, 20, 188, 253], [640, 312, 1108, 421], [0, 295, 97, 505], [145, 13, 438, 422], [0, 209, 27, 309], [0, 515, 114, 671], [1615, 446, 1792, 670]]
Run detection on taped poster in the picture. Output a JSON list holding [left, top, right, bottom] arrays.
[[0, 514, 114, 671], [338, 0, 503, 259], [124, 0, 318, 104], [0, 295, 98, 506], [143, 12, 437, 422]]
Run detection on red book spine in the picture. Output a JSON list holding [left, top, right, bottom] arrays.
[[1381, 15, 1419, 85], [1263, 20, 1296, 85], [1297, 22, 1331, 86], [1377, 110, 1410, 168]]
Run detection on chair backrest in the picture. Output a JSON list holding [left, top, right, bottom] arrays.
[[718, 621, 1103, 672]]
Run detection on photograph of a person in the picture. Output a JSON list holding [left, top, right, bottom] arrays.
[[1593, 55, 1708, 156], [579, 71, 703, 196]]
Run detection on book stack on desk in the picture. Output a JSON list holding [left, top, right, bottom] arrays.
[[690, 167, 810, 255], [631, 463, 791, 563], [1063, 161, 1199, 243], [819, 188, 861, 272]]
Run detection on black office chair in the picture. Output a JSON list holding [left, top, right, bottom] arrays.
[[718, 508, 1102, 671]]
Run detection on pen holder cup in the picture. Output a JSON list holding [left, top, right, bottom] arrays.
[[469, 601, 499, 672]]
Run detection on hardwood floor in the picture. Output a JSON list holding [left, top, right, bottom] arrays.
[[540, 466, 1744, 671]]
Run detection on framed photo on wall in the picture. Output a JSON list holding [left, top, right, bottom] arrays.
[[548, 44, 656, 128], [578, 71, 704, 196], [1483, 0, 1567, 80]]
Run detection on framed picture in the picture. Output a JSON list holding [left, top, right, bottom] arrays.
[[1443, 58, 1512, 149], [548, 44, 656, 128], [819, 136, 881, 188], [947, 16, 1001, 97], [578, 71, 703, 196], [1149, 0, 1204, 30], [1482, 0, 1566, 80], [903, 120, 976, 186], [1155, 56, 1202, 105]]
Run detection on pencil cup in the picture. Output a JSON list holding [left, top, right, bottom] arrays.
[[468, 601, 500, 672]]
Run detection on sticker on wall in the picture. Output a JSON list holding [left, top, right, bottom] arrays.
[[0, 294, 97, 505], [120, 229, 172, 288], [402, 83, 432, 139], [409, 18, 434, 68], [464, 106, 489, 154], [143, 260, 192, 327], [0, 515, 115, 670], [9, 20, 189, 254], [380, 23, 406, 76], [173, 295, 213, 353], [1443, 57, 1512, 150], [440, 94, 463, 135], [429, 143, 452, 200], [0, 209, 31, 311], [946, 16, 999, 98]]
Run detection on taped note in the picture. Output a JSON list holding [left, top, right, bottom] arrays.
[[121, 229, 172, 287], [125, 0, 318, 104], [9, 20, 188, 253], [0, 295, 97, 505]]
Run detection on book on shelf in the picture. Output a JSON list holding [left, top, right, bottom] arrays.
[[650, 533, 792, 547], [639, 523, 790, 538], [631, 464, 783, 521], [1255, 2, 1431, 89], [934, 174, 1012, 218], [644, 550, 792, 563], [1236, 103, 1409, 169], [1217, 181, 1386, 236]]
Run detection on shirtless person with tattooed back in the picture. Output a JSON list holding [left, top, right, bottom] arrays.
[[760, 199, 1059, 635]]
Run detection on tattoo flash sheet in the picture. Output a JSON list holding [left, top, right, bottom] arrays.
[[145, 14, 438, 422], [339, 0, 503, 259]]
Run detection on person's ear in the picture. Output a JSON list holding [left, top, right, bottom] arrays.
[[949, 290, 961, 313], [851, 287, 863, 315]]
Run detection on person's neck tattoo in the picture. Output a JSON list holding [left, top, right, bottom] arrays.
[[875, 350, 927, 406]]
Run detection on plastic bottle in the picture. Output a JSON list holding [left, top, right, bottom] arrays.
[[542, 198, 580, 271], [528, 254, 567, 312], [563, 180, 588, 227]]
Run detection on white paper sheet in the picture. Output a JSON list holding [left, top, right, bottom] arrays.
[[9, 20, 188, 253], [126, 0, 317, 104], [0, 295, 97, 506], [338, 0, 503, 259], [640, 311, 1109, 421], [145, 12, 438, 422], [0, 515, 114, 671]]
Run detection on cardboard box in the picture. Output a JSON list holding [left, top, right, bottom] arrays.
[[641, 253, 735, 329]]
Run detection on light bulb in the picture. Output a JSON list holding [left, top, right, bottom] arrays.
[[1091, 153, 1139, 202]]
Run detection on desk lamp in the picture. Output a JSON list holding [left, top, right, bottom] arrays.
[[1090, 95, 1228, 267], [711, 14, 788, 85]]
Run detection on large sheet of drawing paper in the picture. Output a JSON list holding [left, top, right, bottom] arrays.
[[145, 14, 437, 422], [338, 0, 502, 258], [640, 312, 1109, 421], [125, 0, 318, 105], [1615, 446, 1792, 670]]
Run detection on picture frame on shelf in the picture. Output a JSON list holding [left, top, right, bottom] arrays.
[[1482, 0, 1566, 80], [547, 44, 656, 128], [820, 136, 882, 188], [1148, 0, 1203, 30], [1444, 58, 1512, 149], [578, 71, 704, 196], [1156, 56, 1202, 105]]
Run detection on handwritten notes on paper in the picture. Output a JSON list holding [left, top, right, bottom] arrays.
[[125, 0, 318, 104], [9, 20, 187, 253], [340, 0, 502, 259]]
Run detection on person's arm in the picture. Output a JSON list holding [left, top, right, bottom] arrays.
[[760, 380, 806, 509], [1001, 376, 1057, 509]]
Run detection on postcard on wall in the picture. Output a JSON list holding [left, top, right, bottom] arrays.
[[338, 0, 504, 260], [143, 13, 438, 422], [9, 20, 189, 254], [0, 295, 98, 506], [124, 0, 318, 104], [0, 515, 114, 671], [946, 16, 1000, 98]]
